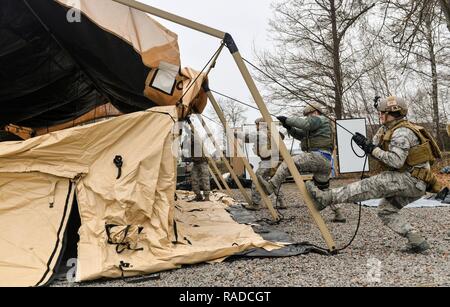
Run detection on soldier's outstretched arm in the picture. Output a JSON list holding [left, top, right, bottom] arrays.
[[288, 127, 306, 139], [371, 128, 411, 169], [285, 116, 322, 133]]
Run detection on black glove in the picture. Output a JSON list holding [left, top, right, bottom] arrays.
[[436, 187, 449, 201], [352, 132, 376, 155], [277, 116, 289, 128]]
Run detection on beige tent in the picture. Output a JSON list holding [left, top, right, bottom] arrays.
[[0, 107, 278, 286]]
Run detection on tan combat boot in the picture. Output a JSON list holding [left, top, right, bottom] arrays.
[[403, 232, 430, 253], [332, 207, 346, 223], [203, 193, 210, 202], [305, 181, 333, 211]]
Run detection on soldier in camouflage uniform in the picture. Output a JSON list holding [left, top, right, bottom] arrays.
[[189, 133, 211, 201], [258, 103, 346, 223], [306, 96, 443, 253], [235, 118, 287, 210]]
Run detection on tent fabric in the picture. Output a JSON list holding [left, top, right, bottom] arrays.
[[0, 106, 278, 286], [0, 173, 75, 287], [0, 0, 206, 128]]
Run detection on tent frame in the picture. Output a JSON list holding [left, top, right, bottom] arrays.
[[112, 0, 336, 252]]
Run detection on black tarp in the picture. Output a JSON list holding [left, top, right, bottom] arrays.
[[0, 0, 157, 128]]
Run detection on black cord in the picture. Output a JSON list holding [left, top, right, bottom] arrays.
[[210, 89, 278, 118], [177, 43, 225, 106], [336, 154, 368, 252], [242, 57, 357, 138], [239, 57, 374, 253], [201, 114, 223, 127], [351, 138, 366, 158]]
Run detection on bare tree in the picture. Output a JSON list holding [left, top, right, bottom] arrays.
[[208, 98, 247, 128], [378, 0, 450, 147], [207, 98, 248, 149], [440, 0, 450, 30], [255, 0, 376, 119]]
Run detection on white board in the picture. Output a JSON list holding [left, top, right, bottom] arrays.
[[336, 118, 369, 174]]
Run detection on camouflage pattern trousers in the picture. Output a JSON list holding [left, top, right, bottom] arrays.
[[330, 171, 427, 237], [270, 151, 331, 189], [252, 161, 285, 207], [269, 152, 335, 210], [191, 161, 210, 197]]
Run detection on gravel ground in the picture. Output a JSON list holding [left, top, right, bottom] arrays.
[[53, 180, 450, 287]]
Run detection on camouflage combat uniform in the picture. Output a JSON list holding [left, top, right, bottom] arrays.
[[191, 159, 210, 201], [265, 115, 344, 220], [307, 118, 434, 250], [236, 129, 287, 208], [188, 134, 211, 201]]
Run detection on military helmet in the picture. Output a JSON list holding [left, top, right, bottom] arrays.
[[255, 117, 265, 124], [377, 96, 408, 116], [303, 102, 323, 116]]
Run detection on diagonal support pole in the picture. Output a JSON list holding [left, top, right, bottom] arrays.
[[197, 115, 253, 206], [208, 165, 224, 193], [227, 48, 336, 251], [207, 91, 280, 221]]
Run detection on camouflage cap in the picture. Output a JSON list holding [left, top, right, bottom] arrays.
[[255, 117, 265, 124], [303, 102, 323, 116]]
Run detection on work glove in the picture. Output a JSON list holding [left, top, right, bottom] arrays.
[[352, 132, 376, 155], [276, 116, 289, 129], [436, 187, 449, 200]]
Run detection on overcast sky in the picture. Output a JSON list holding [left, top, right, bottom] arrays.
[[142, 0, 280, 126]]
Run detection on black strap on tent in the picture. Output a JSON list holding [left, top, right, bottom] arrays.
[[113, 155, 123, 179], [105, 224, 144, 254], [118, 261, 161, 283], [172, 219, 179, 244]]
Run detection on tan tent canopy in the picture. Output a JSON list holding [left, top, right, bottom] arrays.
[[0, 0, 206, 136], [0, 107, 277, 286]]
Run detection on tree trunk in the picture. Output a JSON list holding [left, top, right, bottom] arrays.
[[330, 0, 343, 119], [425, 12, 443, 148], [440, 0, 450, 31]]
